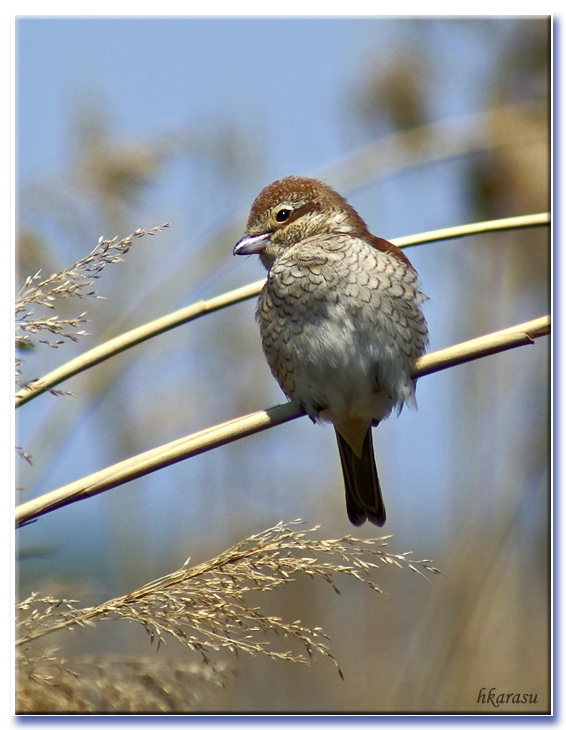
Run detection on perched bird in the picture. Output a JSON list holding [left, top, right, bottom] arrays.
[[233, 177, 428, 526]]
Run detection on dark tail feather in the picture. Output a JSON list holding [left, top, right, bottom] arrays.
[[336, 428, 386, 527]]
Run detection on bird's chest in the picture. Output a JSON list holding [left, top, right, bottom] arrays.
[[256, 253, 393, 414], [257, 246, 391, 347], [258, 254, 368, 354]]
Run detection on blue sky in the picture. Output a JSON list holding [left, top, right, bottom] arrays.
[[18, 18, 379, 178], [17, 17, 505, 189]]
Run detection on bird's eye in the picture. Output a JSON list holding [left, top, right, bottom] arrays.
[[275, 207, 292, 223]]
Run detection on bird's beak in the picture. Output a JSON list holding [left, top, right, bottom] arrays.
[[233, 232, 270, 256]]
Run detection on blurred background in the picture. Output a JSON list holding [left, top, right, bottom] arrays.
[[16, 16, 550, 712]]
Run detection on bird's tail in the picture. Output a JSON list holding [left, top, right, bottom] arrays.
[[336, 428, 386, 527]]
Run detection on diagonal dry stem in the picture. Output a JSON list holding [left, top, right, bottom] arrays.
[[15, 315, 549, 528]]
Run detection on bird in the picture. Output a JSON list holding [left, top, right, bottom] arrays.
[[233, 176, 428, 526]]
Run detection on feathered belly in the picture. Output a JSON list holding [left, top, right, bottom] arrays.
[[260, 306, 415, 424]]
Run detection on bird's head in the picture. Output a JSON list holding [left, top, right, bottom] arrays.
[[233, 176, 371, 270]]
